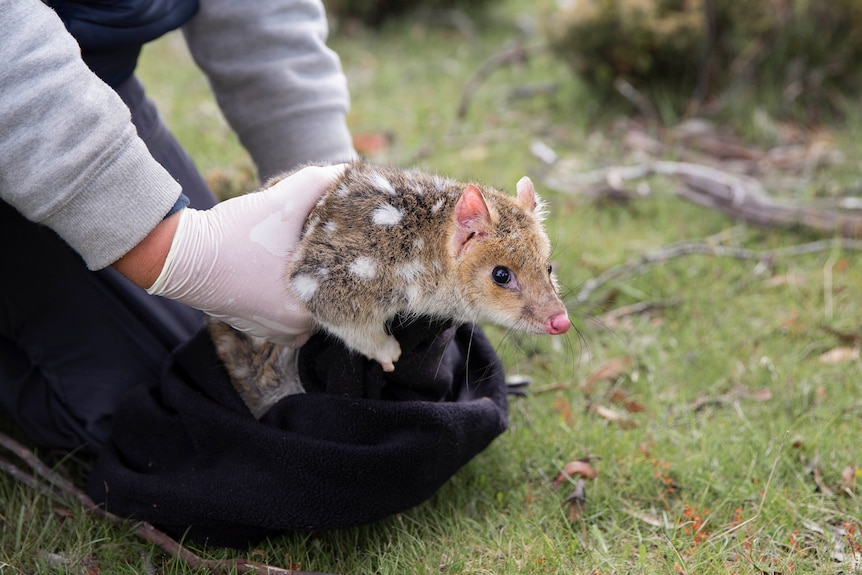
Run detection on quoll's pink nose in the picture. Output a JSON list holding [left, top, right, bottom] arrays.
[[546, 313, 571, 335]]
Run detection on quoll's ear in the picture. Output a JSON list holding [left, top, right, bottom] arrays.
[[451, 184, 491, 257], [516, 176, 537, 212]]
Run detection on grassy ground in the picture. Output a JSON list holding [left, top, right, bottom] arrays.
[[2, 0, 861, 573]]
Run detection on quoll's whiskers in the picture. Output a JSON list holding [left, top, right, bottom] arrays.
[[212, 160, 571, 415]]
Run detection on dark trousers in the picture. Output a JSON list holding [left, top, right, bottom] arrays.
[[0, 76, 217, 451]]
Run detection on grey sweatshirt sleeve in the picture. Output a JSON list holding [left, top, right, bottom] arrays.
[[182, 0, 356, 181], [0, 0, 183, 271]]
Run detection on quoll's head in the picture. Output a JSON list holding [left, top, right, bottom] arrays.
[[450, 177, 571, 336]]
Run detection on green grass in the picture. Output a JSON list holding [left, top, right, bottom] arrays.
[[2, 0, 861, 573]]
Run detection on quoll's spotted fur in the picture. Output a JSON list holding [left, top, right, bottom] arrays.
[[289, 161, 570, 371], [211, 161, 570, 417], [208, 320, 301, 418]]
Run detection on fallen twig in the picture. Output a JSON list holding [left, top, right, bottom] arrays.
[[456, 41, 546, 121], [806, 453, 836, 497], [597, 299, 681, 328], [614, 78, 659, 126], [622, 506, 665, 528], [545, 160, 862, 239], [688, 386, 773, 413], [0, 430, 336, 575], [573, 237, 862, 306]]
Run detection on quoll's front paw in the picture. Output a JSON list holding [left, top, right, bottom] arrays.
[[373, 336, 402, 372]]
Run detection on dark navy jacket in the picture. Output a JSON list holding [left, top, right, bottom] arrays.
[[46, 0, 199, 87]]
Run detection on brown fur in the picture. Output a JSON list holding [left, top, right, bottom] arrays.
[[208, 320, 302, 419], [287, 161, 568, 371], [211, 160, 569, 416]]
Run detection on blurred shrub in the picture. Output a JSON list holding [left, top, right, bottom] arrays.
[[325, 0, 493, 26], [548, 0, 862, 118]]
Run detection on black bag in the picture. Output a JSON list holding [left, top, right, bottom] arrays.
[[87, 320, 508, 548]]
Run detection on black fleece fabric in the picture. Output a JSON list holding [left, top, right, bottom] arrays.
[[87, 320, 508, 548]]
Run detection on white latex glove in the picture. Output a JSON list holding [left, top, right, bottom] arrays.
[[147, 164, 346, 346]]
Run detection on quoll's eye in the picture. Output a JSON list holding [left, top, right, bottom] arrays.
[[547, 263, 553, 275], [492, 266, 512, 285]]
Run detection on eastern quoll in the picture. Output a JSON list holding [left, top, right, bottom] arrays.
[[210, 161, 570, 417]]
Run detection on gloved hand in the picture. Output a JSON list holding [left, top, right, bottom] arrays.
[[147, 164, 346, 346]]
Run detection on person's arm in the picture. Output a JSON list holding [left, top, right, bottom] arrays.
[[1, 0, 346, 345], [182, 0, 356, 179], [113, 212, 181, 288], [0, 0, 183, 271]]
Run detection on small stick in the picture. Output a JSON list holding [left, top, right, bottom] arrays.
[[456, 41, 545, 120], [545, 160, 862, 239], [573, 237, 862, 305], [614, 78, 659, 126], [0, 455, 54, 497], [0, 430, 337, 575]]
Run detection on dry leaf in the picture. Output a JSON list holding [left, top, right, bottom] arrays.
[[816, 384, 827, 403], [590, 402, 637, 429], [351, 131, 393, 156], [748, 387, 773, 402], [819, 347, 859, 364], [581, 357, 632, 394], [553, 397, 574, 425], [552, 460, 599, 489], [461, 145, 490, 161], [622, 507, 664, 527], [838, 466, 857, 495], [530, 140, 558, 164], [766, 274, 805, 287], [610, 389, 646, 413], [809, 455, 835, 497]]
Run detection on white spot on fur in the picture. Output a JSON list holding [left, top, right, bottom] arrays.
[[292, 274, 319, 302], [324, 220, 338, 233], [335, 183, 350, 197], [349, 256, 378, 280], [316, 267, 329, 278], [397, 260, 424, 283], [431, 198, 445, 213], [413, 238, 425, 251], [372, 203, 403, 226], [404, 172, 424, 195], [404, 282, 421, 304], [370, 173, 396, 195], [231, 365, 251, 380], [433, 176, 448, 192]]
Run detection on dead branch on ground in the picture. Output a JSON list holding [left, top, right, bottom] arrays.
[[547, 159, 862, 239], [456, 41, 548, 121], [0, 431, 337, 575], [544, 143, 862, 239], [572, 236, 862, 306]]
